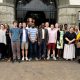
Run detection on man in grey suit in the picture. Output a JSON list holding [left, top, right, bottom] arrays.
[[38, 23, 49, 60]]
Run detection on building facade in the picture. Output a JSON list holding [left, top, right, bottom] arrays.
[[0, 0, 80, 26]]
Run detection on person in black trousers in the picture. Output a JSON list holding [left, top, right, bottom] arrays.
[[5, 24, 12, 61]]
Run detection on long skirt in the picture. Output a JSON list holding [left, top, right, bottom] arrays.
[[63, 44, 75, 59]]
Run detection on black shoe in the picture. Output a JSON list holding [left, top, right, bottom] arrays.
[[78, 59, 80, 63], [12, 59, 16, 63], [18, 59, 21, 63]]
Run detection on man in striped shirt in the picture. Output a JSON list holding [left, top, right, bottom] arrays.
[[28, 23, 38, 61]]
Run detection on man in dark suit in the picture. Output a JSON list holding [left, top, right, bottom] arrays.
[[38, 23, 49, 60]]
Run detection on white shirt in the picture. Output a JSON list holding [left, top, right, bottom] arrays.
[[0, 29, 6, 44], [22, 29, 26, 42], [26, 27, 29, 30], [42, 29, 45, 39]]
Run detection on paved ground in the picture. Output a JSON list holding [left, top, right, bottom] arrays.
[[0, 61, 80, 80]]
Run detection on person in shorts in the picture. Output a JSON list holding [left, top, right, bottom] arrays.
[[47, 24, 57, 60], [20, 22, 28, 61]]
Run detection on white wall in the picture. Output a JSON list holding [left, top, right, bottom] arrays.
[[0, 0, 3, 3], [69, 0, 80, 5]]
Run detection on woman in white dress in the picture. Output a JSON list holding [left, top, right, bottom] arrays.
[[63, 27, 76, 60]]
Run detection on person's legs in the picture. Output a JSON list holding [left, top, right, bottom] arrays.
[[47, 43, 51, 60], [42, 40, 46, 59], [52, 49, 56, 60], [34, 42, 38, 60], [21, 42, 25, 61], [78, 48, 80, 63], [47, 49, 50, 60], [6, 43, 12, 61], [52, 43, 56, 60], [0, 43, 3, 59], [22, 49, 24, 60], [38, 43, 41, 59], [1, 43, 6, 59], [25, 49, 28, 60], [25, 42, 28, 60], [57, 49, 62, 59], [29, 42, 33, 60], [11, 42, 17, 60], [57, 49, 60, 58], [16, 41, 20, 60]]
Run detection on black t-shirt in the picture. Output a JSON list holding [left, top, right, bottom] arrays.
[[64, 31, 76, 44]]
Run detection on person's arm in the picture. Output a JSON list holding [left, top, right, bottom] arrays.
[[57, 30, 60, 41], [46, 29, 49, 44], [76, 33, 80, 41], [35, 29, 38, 42], [3, 32, 6, 45], [9, 29, 12, 39], [28, 32, 31, 41], [64, 32, 70, 44], [65, 37, 70, 42], [70, 39, 76, 43], [70, 33, 76, 44], [28, 30, 33, 43]]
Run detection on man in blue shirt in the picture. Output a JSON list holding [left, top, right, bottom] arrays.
[[10, 21, 21, 63]]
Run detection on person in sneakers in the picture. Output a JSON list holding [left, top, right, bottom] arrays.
[[10, 21, 21, 63], [47, 24, 57, 60], [20, 22, 29, 61], [28, 21, 38, 61], [38, 23, 49, 60]]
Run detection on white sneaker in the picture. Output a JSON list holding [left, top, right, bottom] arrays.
[[22, 57, 24, 61], [25, 57, 28, 61], [35, 58, 38, 61], [29, 58, 32, 61], [47, 56, 50, 60], [53, 56, 57, 61]]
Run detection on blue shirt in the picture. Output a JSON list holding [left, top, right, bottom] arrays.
[[10, 27, 21, 42], [29, 28, 38, 41]]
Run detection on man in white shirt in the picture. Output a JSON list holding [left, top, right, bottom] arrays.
[[38, 23, 49, 59]]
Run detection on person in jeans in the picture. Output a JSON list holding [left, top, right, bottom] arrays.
[[28, 22, 38, 61], [20, 22, 28, 61], [10, 21, 21, 63], [38, 23, 49, 60]]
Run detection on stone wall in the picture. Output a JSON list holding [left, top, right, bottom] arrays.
[[58, 0, 80, 26], [58, 7, 80, 25], [0, 0, 80, 26], [0, 0, 15, 26]]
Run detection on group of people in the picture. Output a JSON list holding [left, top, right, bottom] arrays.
[[0, 18, 80, 63]]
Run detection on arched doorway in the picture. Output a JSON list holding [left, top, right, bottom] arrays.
[[16, 0, 58, 25], [25, 11, 46, 26]]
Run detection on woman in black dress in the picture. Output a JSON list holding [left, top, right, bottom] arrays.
[[5, 24, 12, 61]]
